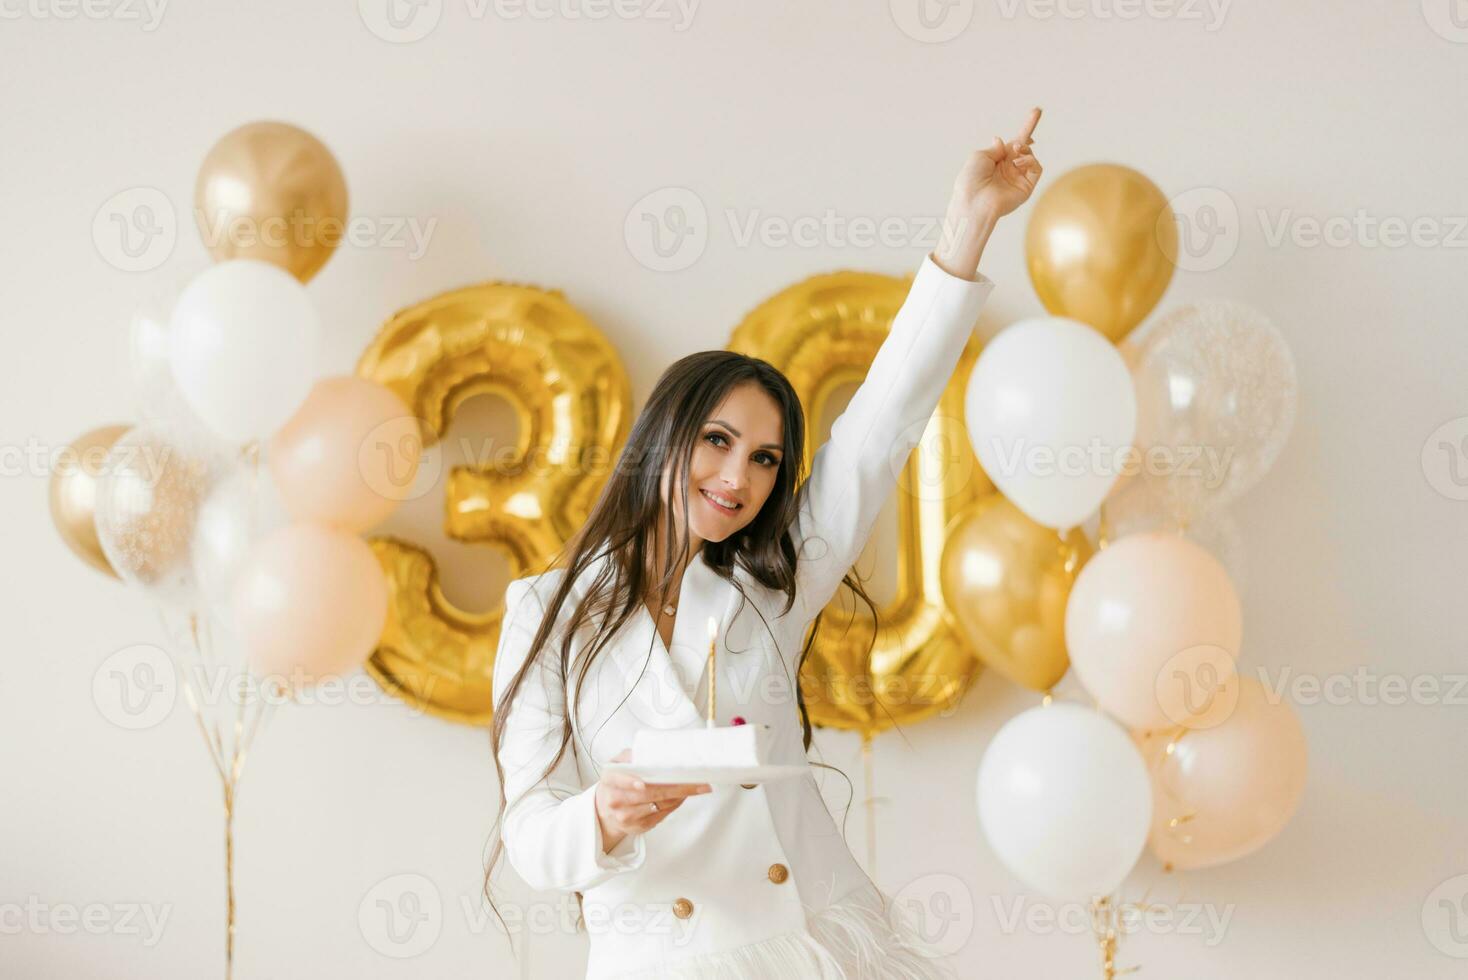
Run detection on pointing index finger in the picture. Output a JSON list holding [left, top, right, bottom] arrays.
[[1017, 106, 1042, 144]]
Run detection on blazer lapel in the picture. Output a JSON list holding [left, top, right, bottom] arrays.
[[580, 549, 743, 731], [665, 552, 721, 701]]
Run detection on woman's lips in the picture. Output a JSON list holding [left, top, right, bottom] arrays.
[[699, 488, 742, 515]]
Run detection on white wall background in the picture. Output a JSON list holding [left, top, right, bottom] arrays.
[[3, 1, 1466, 977]]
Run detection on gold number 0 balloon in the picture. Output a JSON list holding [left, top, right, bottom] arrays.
[[728, 271, 992, 738], [357, 283, 630, 725]]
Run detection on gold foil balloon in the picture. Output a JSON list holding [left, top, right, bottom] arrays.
[[940, 494, 1092, 692], [94, 421, 237, 607], [194, 121, 349, 284], [728, 271, 992, 738], [1025, 164, 1177, 342], [49, 424, 129, 578], [357, 283, 630, 724]]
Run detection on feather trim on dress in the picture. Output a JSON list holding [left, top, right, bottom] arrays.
[[601, 883, 958, 980]]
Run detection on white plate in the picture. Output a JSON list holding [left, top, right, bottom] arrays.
[[604, 763, 809, 785]]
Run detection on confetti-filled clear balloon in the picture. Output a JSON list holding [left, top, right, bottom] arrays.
[[1128, 301, 1297, 520], [1099, 474, 1248, 592], [94, 421, 236, 607]]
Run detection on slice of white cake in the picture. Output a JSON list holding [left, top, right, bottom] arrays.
[[632, 723, 771, 768]]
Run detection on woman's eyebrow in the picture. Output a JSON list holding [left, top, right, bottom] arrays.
[[706, 419, 783, 451]]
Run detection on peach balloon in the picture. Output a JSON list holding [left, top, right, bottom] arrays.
[[1137, 676, 1308, 870], [269, 375, 420, 532], [1065, 531, 1242, 731], [232, 523, 388, 688]]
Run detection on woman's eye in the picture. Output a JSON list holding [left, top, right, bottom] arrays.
[[706, 431, 776, 466]]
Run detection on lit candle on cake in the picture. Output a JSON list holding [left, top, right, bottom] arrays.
[[629, 613, 773, 769], [706, 615, 718, 728]]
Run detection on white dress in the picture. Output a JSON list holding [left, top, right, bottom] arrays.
[[492, 253, 995, 978]]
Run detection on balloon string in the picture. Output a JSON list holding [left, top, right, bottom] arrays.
[[861, 734, 879, 878], [1147, 726, 1199, 847], [1090, 896, 1119, 979], [1088, 894, 1143, 979], [162, 603, 276, 980], [244, 440, 260, 554], [162, 607, 226, 778], [1089, 874, 1191, 978]]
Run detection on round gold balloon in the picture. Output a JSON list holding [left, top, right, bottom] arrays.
[[1025, 163, 1177, 342], [940, 493, 1092, 692], [729, 271, 994, 738], [357, 282, 630, 725], [49, 424, 129, 578], [194, 121, 349, 284]]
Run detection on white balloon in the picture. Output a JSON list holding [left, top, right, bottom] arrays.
[[191, 461, 291, 629], [977, 702, 1151, 900], [169, 259, 320, 443], [966, 317, 1136, 531]]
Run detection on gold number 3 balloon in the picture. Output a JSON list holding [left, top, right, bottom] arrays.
[[728, 271, 992, 738], [356, 283, 630, 725]]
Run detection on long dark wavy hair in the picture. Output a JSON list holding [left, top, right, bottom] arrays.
[[482, 349, 877, 931]]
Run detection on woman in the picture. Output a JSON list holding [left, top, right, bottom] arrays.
[[489, 109, 1044, 978]]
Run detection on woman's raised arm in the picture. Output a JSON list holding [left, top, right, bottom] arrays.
[[932, 107, 1043, 280], [791, 109, 1044, 616]]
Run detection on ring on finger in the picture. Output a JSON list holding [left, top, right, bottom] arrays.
[[649, 801, 660, 813]]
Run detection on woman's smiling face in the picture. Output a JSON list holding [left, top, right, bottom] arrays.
[[663, 381, 786, 545]]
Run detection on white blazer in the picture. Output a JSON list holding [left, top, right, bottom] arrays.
[[492, 254, 994, 978]]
